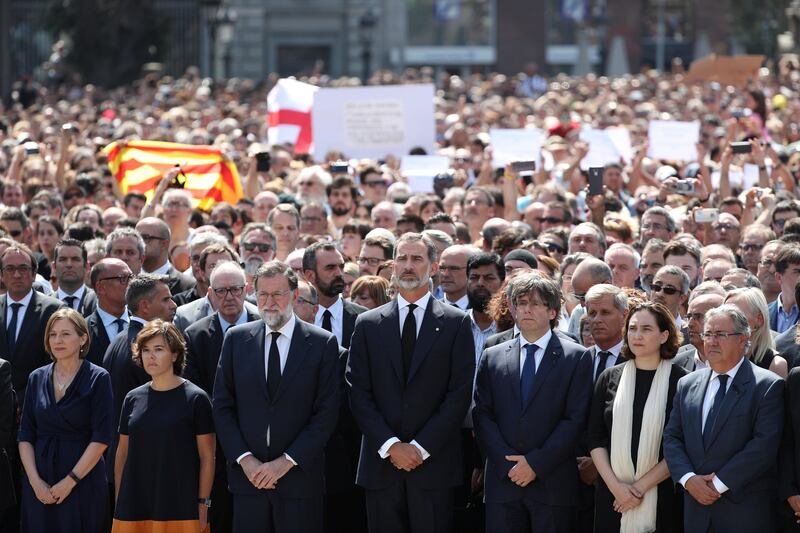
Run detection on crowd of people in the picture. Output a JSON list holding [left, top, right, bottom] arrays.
[[3, 59, 800, 533]]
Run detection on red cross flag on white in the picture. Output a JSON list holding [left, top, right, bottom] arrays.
[[267, 78, 319, 154]]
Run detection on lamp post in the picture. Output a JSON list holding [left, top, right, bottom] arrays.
[[209, 5, 237, 79], [359, 8, 378, 83]]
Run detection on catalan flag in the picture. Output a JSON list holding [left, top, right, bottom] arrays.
[[103, 140, 242, 211]]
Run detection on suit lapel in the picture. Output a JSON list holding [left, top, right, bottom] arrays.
[[0, 296, 8, 361], [342, 301, 354, 348], [523, 332, 562, 411], [704, 360, 752, 449], [379, 300, 404, 383], [273, 321, 310, 402], [249, 322, 269, 401], [407, 299, 444, 383], [687, 369, 711, 452], [15, 293, 39, 354], [505, 340, 521, 409]]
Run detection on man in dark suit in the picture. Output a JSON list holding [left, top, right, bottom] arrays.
[[663, 304, 784, 533], [135, 217, 194, 295], [0, 357, 16, 533], [673, 285, 726, 372], [84, 258, 132, 366], [213, 260, 340, 532], [0, 243, 65, 397], [473, 272, 592, 532], [184, 261, 259, 533], [302, 242, 367, 348], [53, 238, 97, 316], [103, 273, 177, 464], [347, 233, 475, 533], [172, 232, 229, 307]]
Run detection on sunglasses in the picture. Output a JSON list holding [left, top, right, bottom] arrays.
[[650, 284, 681, 295], [537, 216, 564, 224], [242, 242, 273, 252]]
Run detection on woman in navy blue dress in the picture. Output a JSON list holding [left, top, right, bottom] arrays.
[[17, 308, 113, 532]]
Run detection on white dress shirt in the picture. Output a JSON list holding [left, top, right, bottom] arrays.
[[236, 315, 298, 466], [315, 296, 343, 345], [96, 305, 129, 341], [150, 261, 173, 276], [693, 353, 708, 371], [519, 329, 552, 377], [592, 340, 624, 380], [218, 308, 251, 332], [57, 285, 87, 310], [5, 290, 33, 340], [378, 292, 432, 461], [678, 357, 746, 494], [444, 293, 469, 311]]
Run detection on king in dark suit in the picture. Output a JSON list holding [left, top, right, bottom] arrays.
[[473, 272, 592, 532], [0, 244, 65, 397], [664, 304, 784, 533], [347, 233, 475, 533], [213, 261, 340, 533]]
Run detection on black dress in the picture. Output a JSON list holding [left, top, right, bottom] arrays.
[[112, 380, 214, 532], [754, 348, 776, 372], [587, 363, 687, 533]]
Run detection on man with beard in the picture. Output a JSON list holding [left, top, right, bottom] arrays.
[[327, 176, 358, 232], [303, 242, 367, 349], [239, 223, 276, 299], [758, 240, 785, 305], [347, 233, 475, 533], [213, 261, 340, 532]]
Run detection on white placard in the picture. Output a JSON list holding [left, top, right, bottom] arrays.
[[606, 127, 633, 163], [579, 128, 621, 170], [711, 168, 745, 189], [312, 84, 435, 160], [742, 164, 760, 190], [400, 155, 450, 193], [489, 128, 544, 168], [647, 120, 700, 162]]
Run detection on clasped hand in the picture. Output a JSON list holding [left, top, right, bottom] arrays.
[[388, 442, 423, 471], [612, 482, 643, 513], [686, 473, 721, 506], [33, 476, 76, 505], [241, 455, 294, 490], [506, 455, 536, 487]]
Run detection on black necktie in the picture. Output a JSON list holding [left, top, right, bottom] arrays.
[[113, 318, 126, 335], [520, 343, 539, 406], [401, 303, 417, 382], [7, 303, 22, 353], [64, 296, 77, 310], [594, 351, 611, 383], [267, 331, 282, 398], [321, 309, 333, 332], [703, 374, 729, 447]]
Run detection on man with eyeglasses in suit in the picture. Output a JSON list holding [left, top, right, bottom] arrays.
[[238, 223, 276, 299]]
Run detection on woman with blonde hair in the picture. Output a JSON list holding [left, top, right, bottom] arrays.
[[589, 301, 686, 533], [724, 287, 788, 378], [350, 275, 391, 310]]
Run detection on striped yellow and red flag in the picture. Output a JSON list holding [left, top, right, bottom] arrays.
[[103, 140, 242, 211]]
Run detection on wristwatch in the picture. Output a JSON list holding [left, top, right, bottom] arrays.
[[198, 498, 212, 508]]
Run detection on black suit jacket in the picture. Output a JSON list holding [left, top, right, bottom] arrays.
[[103, 320, 148, 435], [473, 332, 592, 504], [0, 358, 14, 511], [325, 346, 362, 495], [485, 327, 580, 350], [780, 367, 800, 502], [776, 325, 800, 369], [341, 299, 367, 349], [78, 288, 97, 317], [347, 297, 476, 490], [1, 291, 65, 396], [165, 265, 194, 296], [85, 308, 118, 367], [213, 319, 340, 497], [172, 286, 201, 307], [184, 311, 260, 396], [672, 345, 699, 372]]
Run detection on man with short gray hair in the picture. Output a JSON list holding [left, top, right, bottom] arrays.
[[567, 257, 614, 340], [664, 304, 784, 532], [650, 265, 690, 326], [604, 243, 640, 289], [173, 231, 228, 306], [673, 282, 727, 372]]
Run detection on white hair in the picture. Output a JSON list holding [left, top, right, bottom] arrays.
[[605, 243, 641, 269]]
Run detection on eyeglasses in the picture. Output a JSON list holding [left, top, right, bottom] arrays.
[[357, 256, 382, 266], [242, 242, 273, 252], [212, 286, 245, 298], [1, 265, 32, 274], [363, 181, 386, 188], [740, 243, 764, 252], [686, 313, 706, 322], [573, 292, 586, 303], [537, 216, 564, 224], [296, 297, 317, 306], [700, 331, 742, 341], [164, 201, 190, 209], [641, 223, 665, 231], [257, 289, 292, 301], [140, 234, 167, 242], [97, 274, 132, 285], [543, 242, 566, 254], [301, 216, 323, 223], [760, 259, 776, 268], [650, 284, 681, 295]]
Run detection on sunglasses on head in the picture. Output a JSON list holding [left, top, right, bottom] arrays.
[[650, 284, 680, 295]]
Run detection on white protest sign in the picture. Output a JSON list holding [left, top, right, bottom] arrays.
[[400, 155, 450, 193], [489, 128, 544, 168], [579, 128, 621, 169], [312, 84, 435, 160], [711, 168, 744, 189], [647, 120, 700, 162], [742, 164, 760, 190], [606, 127, 633, 163]]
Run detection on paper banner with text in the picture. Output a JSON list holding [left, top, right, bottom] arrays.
[[647, 120, 700, 162], [104, 140, 242, 211], [312, 84, 435, 161], [489, 128, 545, 168]]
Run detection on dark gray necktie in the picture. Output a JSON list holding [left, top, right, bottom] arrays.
[[113, 318, 126, 335], [594, 351, 611, 383], [63, 296, 77, 310], [703, 374, 729, 447], [401, 304, 417, 382], [7, 303, 22, 353], [267, 332, 282, 398], [322, 309, 333, 332]]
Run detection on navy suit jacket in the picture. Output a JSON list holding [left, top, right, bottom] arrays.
[[346, 297, 475, 490], [212, 319, 340, 497], [341, 299, 367, 349], [184, 311, 259, 396], [769, 298, 780, 332], [85, 308, 114, 366], [663, 359, 784, 533], [1, 291, 65, 396], [473, 332, 592, 505], [776, 325, 800, 369]]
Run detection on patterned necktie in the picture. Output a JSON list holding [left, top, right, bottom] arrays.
[[520, 343, 539, 406]]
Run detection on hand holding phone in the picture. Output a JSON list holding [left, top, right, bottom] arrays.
[[588, 167, 604, 196], [694, 208, 719, 224]]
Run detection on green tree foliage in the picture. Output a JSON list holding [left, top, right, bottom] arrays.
[[45, 0, 167, 87]]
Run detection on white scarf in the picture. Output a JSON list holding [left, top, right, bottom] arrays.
[[610, 359, 671, 533]]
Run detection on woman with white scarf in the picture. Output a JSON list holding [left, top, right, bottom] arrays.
[[588, 302, 687, 533]]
